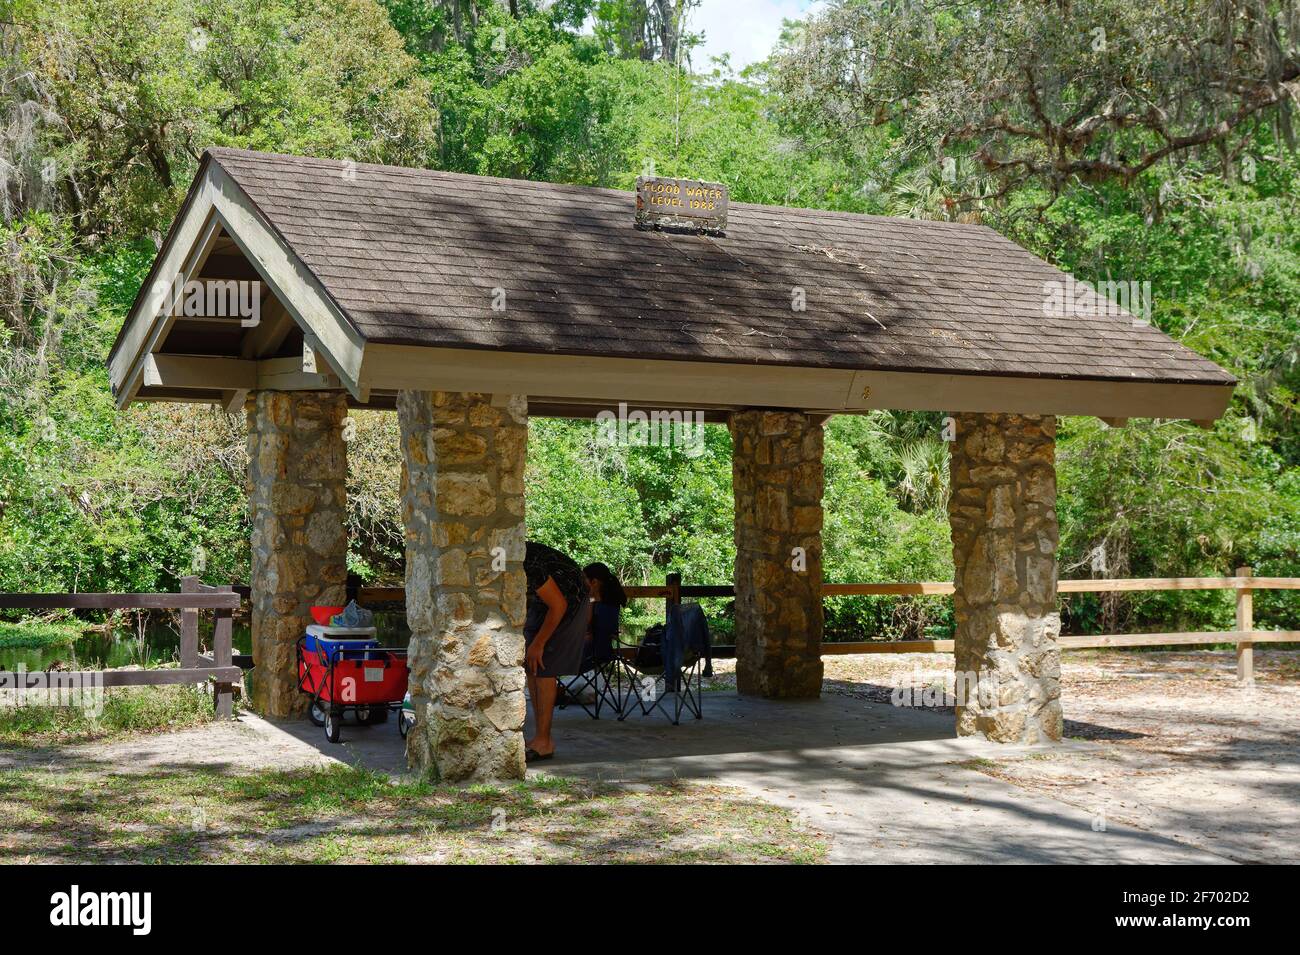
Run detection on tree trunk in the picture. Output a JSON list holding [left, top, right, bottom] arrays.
[[654, 0, 678, 63]]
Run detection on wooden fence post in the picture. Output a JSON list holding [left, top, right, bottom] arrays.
[[1236, 566, 1254, 686], [213, 584, 234, 718], [180, 576, 199, 669]]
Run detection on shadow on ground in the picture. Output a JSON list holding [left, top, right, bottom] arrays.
[[1, 686, 1238, 864]]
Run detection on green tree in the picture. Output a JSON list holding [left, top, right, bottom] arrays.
[[16, 0, 437, 239], [774, 0, 1300, 201]]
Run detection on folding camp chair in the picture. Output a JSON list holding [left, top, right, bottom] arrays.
[[556, 602, 625, 719], [614, 601, 710, 724], [556, 647, 623, 718]]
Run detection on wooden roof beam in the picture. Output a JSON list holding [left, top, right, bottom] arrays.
[[143, 354, 341, 392]]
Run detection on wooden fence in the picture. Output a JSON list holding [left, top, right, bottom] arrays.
[[359, 566, 1300, 684], [0, 576, 240, 717], [4, 569, 1295, 704]]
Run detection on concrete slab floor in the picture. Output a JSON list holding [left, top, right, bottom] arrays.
[[255, 687, 1234, 864]]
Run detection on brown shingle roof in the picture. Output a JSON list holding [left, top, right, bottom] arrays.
[[206, 148, 1233, 386]]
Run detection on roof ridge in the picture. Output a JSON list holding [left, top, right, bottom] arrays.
[[203, 146, 999, 235]]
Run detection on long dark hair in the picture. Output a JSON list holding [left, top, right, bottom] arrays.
[[583, 562, 627, 608]]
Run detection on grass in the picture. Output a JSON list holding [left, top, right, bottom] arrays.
[[0, 619, 82, 651], [0, 763, 828, 864], [0, 684, 219, 747]]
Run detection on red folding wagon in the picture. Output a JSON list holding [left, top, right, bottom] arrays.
[[296, 625, 410, 743]]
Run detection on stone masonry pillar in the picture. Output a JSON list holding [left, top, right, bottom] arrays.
[[730, 410, 824, 698], [246, 391, 349, 717], [397, 391, 528, 782], [948, 412, 1063, 743]]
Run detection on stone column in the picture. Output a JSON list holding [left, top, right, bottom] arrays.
[[948, 412, 1063, 743], [246, 390, 349, 717], [730, 410, 824, 699], [397, 390, 528, 782]]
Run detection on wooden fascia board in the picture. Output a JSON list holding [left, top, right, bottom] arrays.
[[360, 344, 1234, 421]]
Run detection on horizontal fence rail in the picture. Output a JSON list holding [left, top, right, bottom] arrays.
[[0, 577, 238, 716], [1, 592, 240, 610], [358, 567, 1297, 684], [12, 571, 1289, 708], [617, 577, 1300, 599], [821, 577, 1300, 595]]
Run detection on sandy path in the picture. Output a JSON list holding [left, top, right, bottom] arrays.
[[711, 649, 1300, 864], [0, 710, 342, 774]]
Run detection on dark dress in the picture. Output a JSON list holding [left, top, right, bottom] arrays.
[[523, 541, 590, 678], [590, 602, 620, 663]]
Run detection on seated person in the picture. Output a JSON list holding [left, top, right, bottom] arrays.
[[583, 562, 628, 662]]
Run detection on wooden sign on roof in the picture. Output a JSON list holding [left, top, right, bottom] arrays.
[[635, 176, 728, 235]]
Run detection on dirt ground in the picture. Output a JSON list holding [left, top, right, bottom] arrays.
[[5, 648, 1295, 863], [0, 713, 828, 863], [710, 648, 1300, 864]]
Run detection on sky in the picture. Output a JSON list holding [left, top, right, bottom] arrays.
[[684, 0, 826, 72]]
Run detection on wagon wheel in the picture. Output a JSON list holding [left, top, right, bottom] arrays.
[[324, 707, 342, 743], [308, 701, 326, 727], [354, 705, 372, 724], [398, 710, 411, 739]]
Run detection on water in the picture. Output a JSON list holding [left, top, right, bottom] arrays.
[[0, 613, 410, 672]]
